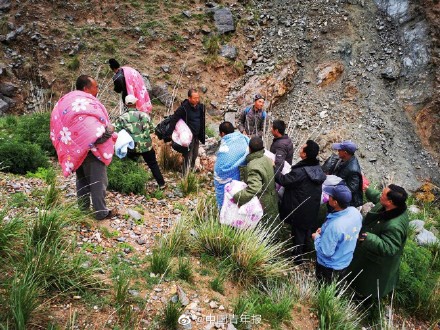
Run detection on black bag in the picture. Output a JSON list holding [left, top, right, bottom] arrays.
[[172, 141, 190, 155], [155, 116, 173, 142]]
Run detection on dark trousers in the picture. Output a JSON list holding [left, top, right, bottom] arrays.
[[316, 262, 347, 285], [128, 149, 165, 186], [291, 226, 312, 263], [183, 137, 199, 175], [76, 152, 109, 220]]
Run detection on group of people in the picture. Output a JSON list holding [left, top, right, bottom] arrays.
[[214, 97, 410, 302], [49, 59, 410, 303]]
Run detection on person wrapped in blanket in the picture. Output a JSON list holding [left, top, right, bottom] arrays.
[[214, 121, 249, 210], [114, 94, 165, 189]]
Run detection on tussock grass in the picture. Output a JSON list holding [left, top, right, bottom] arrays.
[[315, 282, 365, 330], [160, 301, 182, 330], [158, 143, 181, 172], [179, 171, 198, 196], [176, 257, 193, 283], [150, 248, 172, 275], [0, 212, 23, 257]]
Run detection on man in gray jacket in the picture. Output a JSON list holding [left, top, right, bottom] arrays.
[[238, 94, 268, 138]]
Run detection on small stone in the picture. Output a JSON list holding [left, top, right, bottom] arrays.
[[218, 305, 225, 311], [408, 205, 421, 214], [73, 295, 81, 300], [209, 301, 218, 309], [129, 290, 139, 297], [182, 10, 192, 18]]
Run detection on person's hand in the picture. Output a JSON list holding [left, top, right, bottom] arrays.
[[316, 228, 321, 234], [358, 232, 367, 242], [312, 228, 321, 241], [362, 175, 370, 192]]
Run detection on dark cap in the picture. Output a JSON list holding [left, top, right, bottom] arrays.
[[254, 93, 265, 102], [323, 184, 352, 204], [332, 140, 357, 154]]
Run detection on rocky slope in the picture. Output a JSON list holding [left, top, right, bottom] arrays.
[[0, 0, 439, 190]]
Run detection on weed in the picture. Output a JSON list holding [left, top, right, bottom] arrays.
[[210, 277, 225, 295], [158, 143, 182, 172], [150, 248, 172, 275], [9, 192, 30, 208], [203, 34, 221, 55], [179, 171, 198, 196], [170, 15, 184, 25], [153, 188, 165, 200], [67, 56, 80, 71], [233, 60, 245, 74], [113, 272, 130, 308], [0, 214, 23, 256], [176, 257, 193, 283], [100, 226, 120, 239], [205, 125, 217, 137], [26, 166, 57, 185], [160, 301, 182, 330]]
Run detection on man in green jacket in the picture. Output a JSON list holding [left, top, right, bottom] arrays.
[[233, 136, 279, 225], [347, 184, 409, 299]]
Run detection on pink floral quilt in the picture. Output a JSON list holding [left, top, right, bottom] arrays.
[[50, 90, 116, 177], [123, 66, 152, 113]]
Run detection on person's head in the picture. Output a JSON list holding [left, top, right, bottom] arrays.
[[323, 184, 352, 210], [125, 94, 138, 108], [332, 140, 357, 161], [219, 121, 234, 137], [380, 184, 408, 210], [108, 58, 120, 72], [188, 88, 200, 107], [76, 75, 98, 97], [272, 120, 285, 137], [249, 136, 264, 153], [300, 139, 319, 160], [253, 93, 265, 111]]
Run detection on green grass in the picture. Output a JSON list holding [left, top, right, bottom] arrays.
[[176, 257, 193, 283], [160, 301, 182, 330], [209, 276, 225, 295], [179, 171, 199, 196], [150, 248, 172, 275]]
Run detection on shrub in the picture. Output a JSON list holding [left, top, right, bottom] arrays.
[[396, 239, 440, 319], [108, 158, 149, 194], [15, 112, 56, 156], [0, 139, 49, 174]]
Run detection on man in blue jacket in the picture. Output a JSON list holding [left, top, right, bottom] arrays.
[[312, 184, 362, 284]]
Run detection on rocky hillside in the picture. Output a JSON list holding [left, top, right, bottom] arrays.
[[0, 0, 439, 189]]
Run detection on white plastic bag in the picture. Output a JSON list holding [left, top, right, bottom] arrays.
[[172, 119, 193, 147], [321, 175, 343, 204], [220, 180, 264, 229], [264, 149, 291, 198]]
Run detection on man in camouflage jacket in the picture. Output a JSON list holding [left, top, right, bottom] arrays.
[[114, 94, 165, 188]]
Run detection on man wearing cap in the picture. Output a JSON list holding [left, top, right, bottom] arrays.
[[312, 183, 362, 284], [347, 184, 409, 300], [237, 94, 268, 138], [275, 140, 326, 264], [114, 94, 165, 188], [323, 140, 363, 207], [270, 119, 294, 172], [233, 136, 279, 224]]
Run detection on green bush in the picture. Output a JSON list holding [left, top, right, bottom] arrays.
[[396, 239, 440, 319], [0, 139, 49, 174], [108, 158, 149, 194], [15, 112, 56, 156]]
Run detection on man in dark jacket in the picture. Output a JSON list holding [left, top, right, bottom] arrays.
[[347, 184, 409, 299], [237, 94, 268, 138], [109, 58, 127, 102], [167, 88, 205, 174], [322, 140, 363, 207], [270, 119, 293, 172], [275, 140, 326, 263]]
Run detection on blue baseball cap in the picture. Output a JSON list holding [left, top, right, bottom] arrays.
[[323, 184, 352, 204], [332, 140, 358, 154]]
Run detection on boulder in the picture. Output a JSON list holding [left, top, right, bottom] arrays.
[[0, 98, 9, 115], [415, 229, 439, 246], [0, 82, 17, 97], [219, 45, 237, 60], [213, 8, 235, 34], [315, 62, 344, 86], [151, 84, 174, 108], [409, 219, 425, 233]]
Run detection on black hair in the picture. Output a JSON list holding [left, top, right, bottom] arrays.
[[249, 136, 264, 153], [387, 184, 408, 208], [219, 121, 234, 135], [303, 139, 319, 159], [272, 120, 286, 135], [108, 58, 120, 70], [76, 75, 93, 91], [334, 198, 349, 209], [188, 88, 199, 98]]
